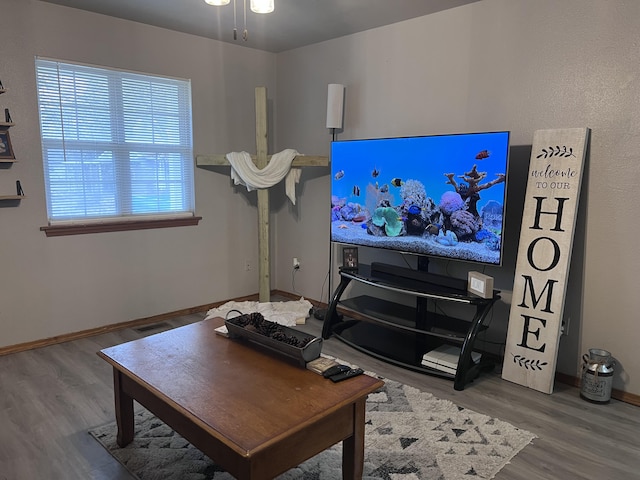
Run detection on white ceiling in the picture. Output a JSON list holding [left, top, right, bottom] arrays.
[[40, 0, 480, 53]]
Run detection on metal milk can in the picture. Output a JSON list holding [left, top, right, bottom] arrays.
[[580, 348, 614, 403]]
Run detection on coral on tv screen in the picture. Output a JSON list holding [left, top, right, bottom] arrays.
[[330, 131, 510, 266]]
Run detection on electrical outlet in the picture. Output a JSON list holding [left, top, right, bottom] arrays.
[[244, 258, 252, 271], [293, 257, 300, 269]]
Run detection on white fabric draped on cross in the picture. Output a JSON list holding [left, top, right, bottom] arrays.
[[226, 149, 302, 204]]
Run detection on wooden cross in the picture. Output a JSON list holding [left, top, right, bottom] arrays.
[[196, 86, 329, 302]]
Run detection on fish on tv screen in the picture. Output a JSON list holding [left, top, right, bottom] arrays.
[[330, 131, 510, 266]]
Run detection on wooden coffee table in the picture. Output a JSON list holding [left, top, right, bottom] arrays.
[[98, 317, 383, 480]]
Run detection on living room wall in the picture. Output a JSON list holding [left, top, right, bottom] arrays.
[[272, 0, 640, 396], [0, 0, 276, 348], [3, 0, 639, 399]]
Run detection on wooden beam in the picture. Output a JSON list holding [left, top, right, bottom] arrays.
[[196, 154, 328, 167], [255, 87, 270, 302]]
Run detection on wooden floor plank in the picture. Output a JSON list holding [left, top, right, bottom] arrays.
[[0, 310, 638, 479]]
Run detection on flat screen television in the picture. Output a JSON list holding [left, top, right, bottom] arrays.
[[330, 131, 510, 266]]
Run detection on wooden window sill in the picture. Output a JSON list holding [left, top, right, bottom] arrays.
[[40, 216, 202, 237]]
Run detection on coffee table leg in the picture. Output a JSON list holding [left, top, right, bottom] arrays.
[[342, 398, 366, 480], [113, 369, 135, 447]]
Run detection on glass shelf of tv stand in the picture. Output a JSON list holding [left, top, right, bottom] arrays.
[[322, 263, 500, 390], [337, 294, 485, 342], [339, 264, 492, 304], [332, 318, 460, 379]]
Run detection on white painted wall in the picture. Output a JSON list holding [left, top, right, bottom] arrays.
[[0, 0, 276, 346], [273, 0, 640, 395]]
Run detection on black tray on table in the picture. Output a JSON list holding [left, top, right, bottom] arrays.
[[225, 315, 323, 367]]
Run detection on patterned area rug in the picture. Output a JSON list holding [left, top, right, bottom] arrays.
[[89, 377, 535, 480]]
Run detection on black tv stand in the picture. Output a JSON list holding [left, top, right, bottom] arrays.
[[369, 262, 468, 291], [322, 263, 500, 390]]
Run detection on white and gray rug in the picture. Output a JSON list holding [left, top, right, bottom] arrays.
[[90, 377, 535, 480]]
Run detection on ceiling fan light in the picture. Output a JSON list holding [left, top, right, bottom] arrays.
[[250, 0, 274, 14], [204, 0, 230, 5]]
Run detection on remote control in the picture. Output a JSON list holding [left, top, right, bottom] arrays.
[[330, 367, 364, 382], [322, 364, 350, 378]]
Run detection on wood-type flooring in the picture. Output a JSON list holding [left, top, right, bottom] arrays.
[[1, 311, 639, 479]]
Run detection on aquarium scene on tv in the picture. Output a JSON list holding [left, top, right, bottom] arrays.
[[331, 131, 510, 265]]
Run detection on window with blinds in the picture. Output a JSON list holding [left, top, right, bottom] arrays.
[[35, 58, 195, 224]]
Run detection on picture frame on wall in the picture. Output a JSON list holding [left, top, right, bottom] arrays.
[[0, 129, 15, 160], [342, 247, 358, 271]]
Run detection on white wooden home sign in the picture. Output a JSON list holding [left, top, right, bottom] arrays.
[[502, 128, 590, 394]]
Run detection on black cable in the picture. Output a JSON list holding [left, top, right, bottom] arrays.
[[291, 266, 301, 295], [401, 253, 413, 269], [320, 268, 329, 304]]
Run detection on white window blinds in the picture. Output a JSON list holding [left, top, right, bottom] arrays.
[[35, 59, 195, 223]]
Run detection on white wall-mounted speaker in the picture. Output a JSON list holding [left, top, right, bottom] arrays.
[[326, 83, 345, 129]]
